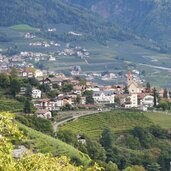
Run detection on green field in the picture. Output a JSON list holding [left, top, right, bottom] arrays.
[[10, 24, 39, 32], [60, 110, 153, 139], [17, 122, 91, 166], [144, 112, 171, 129]]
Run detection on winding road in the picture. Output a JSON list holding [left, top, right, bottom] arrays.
[[53, 109, 110, 132]]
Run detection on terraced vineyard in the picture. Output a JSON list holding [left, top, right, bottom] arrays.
[[17, 122, 91, 166], [0, 99, 23, 112], [60, 110, 153, 139], [144, 112, 171, 129]]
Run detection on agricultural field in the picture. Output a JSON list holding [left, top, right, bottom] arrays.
[[17, 122, 91, 166], [0, 99, 23, 112], [59, 110, 153, 139], [144, 112, 171, 129]]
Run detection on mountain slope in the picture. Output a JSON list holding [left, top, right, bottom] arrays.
[[0, 0, 135, 42], [67, 0, 171, 48]]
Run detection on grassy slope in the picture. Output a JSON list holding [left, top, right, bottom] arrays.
[[60, 110, 153, 139], [144, 112, 171, 129], [10, 24, 39, 32], [17, 122, 91, 166]]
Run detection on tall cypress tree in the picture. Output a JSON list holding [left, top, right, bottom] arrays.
[[163, 88, 168, 98], [146, 82, 151, 93], [24, 99, 31, 114], [153, 88, 157, 107]]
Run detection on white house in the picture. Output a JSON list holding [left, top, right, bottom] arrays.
[[32, 89, 42, 99], [124, 94, 138, 108], [142, 95, 154, 107], [33, 99, 60, 111], [34, 69, 44, 78], [55, 95, 64, 107], [93, 91, 115, 104]]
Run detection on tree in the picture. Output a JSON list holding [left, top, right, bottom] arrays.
[[105, 161, 119, 171], [62, 103, 73, 111], [57, 130, 77, 146], [115, 96, 120, 106], [163, 88, 168, 98], [25, 84, 32, 99], [39, 84, 50, 93], [62, 83, 73, 93], [10, 67, 18, 79], [153, 88, 157, 107], [24, 99, 32, 114], [76, 95, 81, 104], [124, 85, 129, 94], [158, 101, 169, 111], [100, 128, 115, 149], [28, 77, 40, 87], [47, 90, 59, 99], [146, 82, 151, 93], [125, 135, 141, 150], [15, 114, 53, 135], [10, 79, 21, 97], [85, 139, 106, 161], [148, 125, 167, 139], [131, 127, 154, 149], [0, 72, 10, 88], [83, 90, 94, 104]]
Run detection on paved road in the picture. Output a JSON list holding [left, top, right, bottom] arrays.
[[140, 63, 171, 72], [53, 109, 110, 132]]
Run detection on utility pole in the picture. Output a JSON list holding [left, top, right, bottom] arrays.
[[170, 162, 171, 171]]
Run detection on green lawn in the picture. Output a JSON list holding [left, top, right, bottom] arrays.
[[17, 122, 91, 166], [60, 110, 153, 139], [144, 112, 171, 129], [10, 24, 39, 32]]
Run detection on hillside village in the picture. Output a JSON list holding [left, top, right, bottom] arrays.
[[2, 0, 171, 170], [0, 64, 170, 119]]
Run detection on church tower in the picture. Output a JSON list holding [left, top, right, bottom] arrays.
[[127, 70, 132, 85]]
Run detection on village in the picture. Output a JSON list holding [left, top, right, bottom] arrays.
[[0, 61, 169, 120]]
